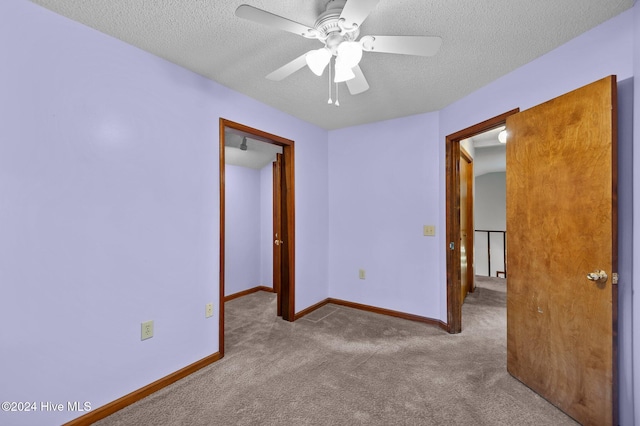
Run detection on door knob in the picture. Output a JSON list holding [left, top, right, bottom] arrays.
[[586, 270, 608, 282], [274, 240, 283, 246]]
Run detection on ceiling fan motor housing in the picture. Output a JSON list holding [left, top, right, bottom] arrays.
[[315, 0, 360, 54]]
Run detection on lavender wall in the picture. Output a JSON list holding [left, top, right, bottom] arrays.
[[0, 1, 328, 424], [632, 3, 640, 423], [618, 76, 635, 426], [328, 112, 441, 316], [260, 163, 273, 289], [0, 2, 220, 424], [225, 165, 261, 296]]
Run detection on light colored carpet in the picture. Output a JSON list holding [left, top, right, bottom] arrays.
[[95, 277, 576, 425]]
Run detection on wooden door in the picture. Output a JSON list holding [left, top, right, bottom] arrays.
[[274, 152, 293, 321], [459, 149, 474, 303], [506, 76, 617, 425], [273, 155, 282, 317]]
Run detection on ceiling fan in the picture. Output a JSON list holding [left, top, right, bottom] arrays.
[[235, 0, 442, 97]]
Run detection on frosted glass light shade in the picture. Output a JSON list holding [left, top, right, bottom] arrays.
[[334, 63, 355, 82], [305, 48, 331, 76], [336, 41, 363, 68], [498, 130, 507, 143]]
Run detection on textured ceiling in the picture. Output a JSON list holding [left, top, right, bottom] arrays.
[[29, 0, 634, 130]]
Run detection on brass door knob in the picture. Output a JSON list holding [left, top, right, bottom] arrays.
[[586, 270, 608, 282]]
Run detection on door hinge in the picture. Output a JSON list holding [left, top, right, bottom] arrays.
[[449, 242, 455, 250], [612, 273, 618, 285]]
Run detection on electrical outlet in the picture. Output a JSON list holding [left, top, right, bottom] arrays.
[[205, 302, 214, 318], [359, 269, 366, 280], [423, 225, 436, 236], [141, 320, 154, 340]]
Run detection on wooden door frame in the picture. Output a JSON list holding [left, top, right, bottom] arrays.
[[459, 146, 474, 301], [445, 109, 518, 333], [219, 119, 296, 356]]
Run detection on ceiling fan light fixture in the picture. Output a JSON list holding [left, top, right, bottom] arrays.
[[336, 41, 363, 68], [306, 48, 332, 76], [498, 130, 507, 144], [334, 63, 355, 82]]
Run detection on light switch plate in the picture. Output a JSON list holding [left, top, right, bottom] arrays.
[[205, 302, 214, 318], [423, 225, 436, 236], [359, 269, 366, 280]]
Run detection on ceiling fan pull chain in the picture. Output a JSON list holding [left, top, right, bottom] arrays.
[[327, 57, 333, 104]]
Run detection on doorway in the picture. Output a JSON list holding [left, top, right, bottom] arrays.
[[445, 76, 618, 425], [219, 119, 295, 357], [445, 109, 519, 333]]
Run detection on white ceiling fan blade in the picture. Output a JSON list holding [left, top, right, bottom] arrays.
[[266, 52, 310, 81], [339, 0, 381, 29], [362, 36, 443, 56], [345, 65, 369, 95], [235, 5, 317, 38]]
